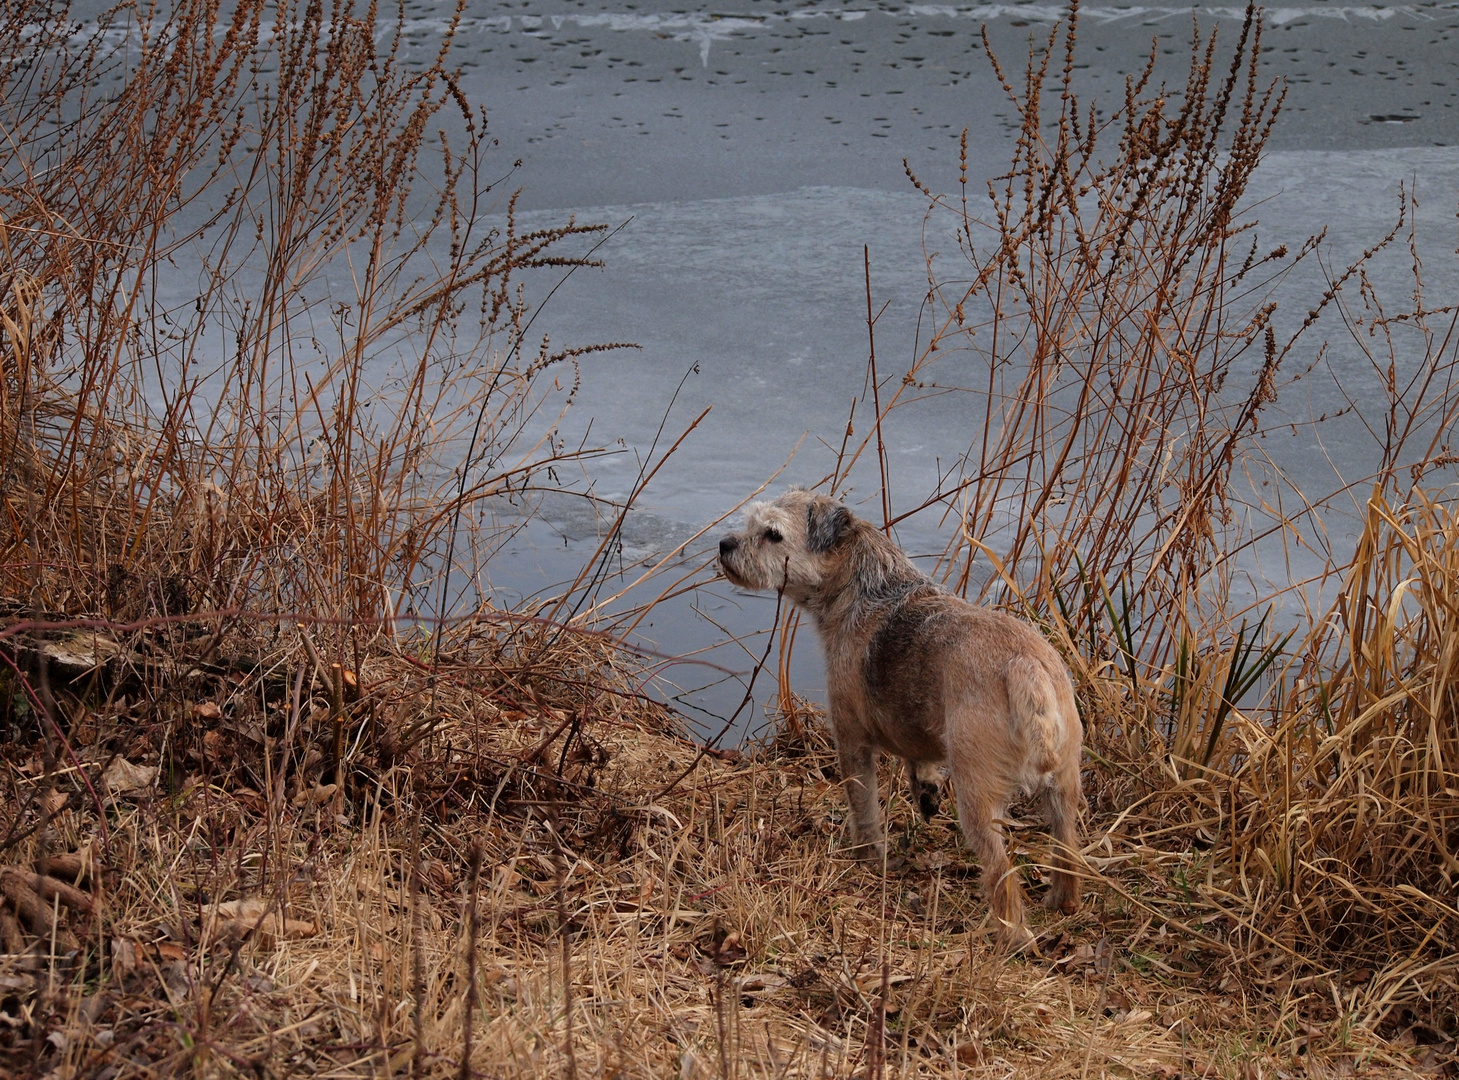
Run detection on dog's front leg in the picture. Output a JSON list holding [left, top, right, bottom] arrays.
[[836, 739, 886, 863]]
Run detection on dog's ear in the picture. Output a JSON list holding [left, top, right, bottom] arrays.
[[806, 498, 853, 554]]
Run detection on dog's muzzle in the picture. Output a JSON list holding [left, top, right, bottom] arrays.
[[717, 536, 744, 584]]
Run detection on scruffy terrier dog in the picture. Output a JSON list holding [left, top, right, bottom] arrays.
[[718, 490, 1083, 944]]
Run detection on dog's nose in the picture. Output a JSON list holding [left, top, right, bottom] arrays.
[[718, 536, 738, 557]]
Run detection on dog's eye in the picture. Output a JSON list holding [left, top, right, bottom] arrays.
[[764, 527, 783, 543]]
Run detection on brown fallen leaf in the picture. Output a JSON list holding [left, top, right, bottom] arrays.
[[193, 701, 223, 721], [111, 937, 139, 979], [713, 930, 747, 965], [736, 973, 787, 994], [292, 782, 337, 808], [419, 858, 453, 892], [232, 788, 268, 815], [205, 898, 316, 945], [955, 1039, 985, 1065], [154, 940, 187, 962], [102, 757, 157, 795], [202, 729, 229, 763], [939, 949, 969, 971]]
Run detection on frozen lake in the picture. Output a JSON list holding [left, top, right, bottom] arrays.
[[421, 1, 1458, 734], [59, 0, 1459, 735]]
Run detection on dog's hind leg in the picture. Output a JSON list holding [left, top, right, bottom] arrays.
[[952, 770, 1030, 947], [1040, 762, 1083, 915], [905, 758, 942, 823]]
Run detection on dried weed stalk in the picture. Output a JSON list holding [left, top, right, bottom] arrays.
[[849, 0, 1459, 1039]]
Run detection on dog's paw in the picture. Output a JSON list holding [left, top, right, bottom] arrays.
[[995, 920, 1039, 955], [852, 840, 888, 865], [916, 785, 941, 823], [1043, 888, 1079, 916]]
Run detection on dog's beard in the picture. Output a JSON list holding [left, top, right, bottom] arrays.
[[718, 555, 755, 589]]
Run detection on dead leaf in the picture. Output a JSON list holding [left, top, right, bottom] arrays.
[[205, 898, 317, 945], [192, 702, 222, 721], [154, 941, 187, 962], [232, 788, 268, 815], [110, 938, 138, 980], [292, 782, 337, 808], [213, 898, 269, 921], [102, 757, 156, 795], [956, 1039, 985, 1065], [202, 730, 228, 763], [1057, 941, 1097, 968], [737, 973, 786, 994], [714, 930, 747, 965], [854, 971, 913, 993], [420, 858, 453, 891]]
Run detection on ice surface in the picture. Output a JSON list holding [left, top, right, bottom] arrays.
[[56, 0, 1459, 734]]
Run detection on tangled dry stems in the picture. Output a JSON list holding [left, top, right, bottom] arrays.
[[0, 0, 1456, 1077], [875, 0, 1459, 1048], [2, 648, 1445, 1079]]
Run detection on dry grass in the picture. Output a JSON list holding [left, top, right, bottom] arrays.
[[830, 0, 1459, 1060], [0, 655, 1445, 1078], [1, 1, 1457, 1077], [0, 0, 623, 629]]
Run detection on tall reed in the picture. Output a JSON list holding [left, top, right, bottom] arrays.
[[854, 0, 1459, 1026], [0, 0, 618, 647]]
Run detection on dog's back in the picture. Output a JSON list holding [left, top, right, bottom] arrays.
[[852, 588, 1085, 936]]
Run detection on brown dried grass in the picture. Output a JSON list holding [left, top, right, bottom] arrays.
[[0, 1, 1456, 1077], [846, 0, 1459, 1059], [2, 647, 1440, 1079]]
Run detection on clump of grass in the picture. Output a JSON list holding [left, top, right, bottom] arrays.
[[0, 3, 659, 1070], [0, 0, 624, 634], [7, 651, 1420, 1079], [850, 0, 1459, 1042]]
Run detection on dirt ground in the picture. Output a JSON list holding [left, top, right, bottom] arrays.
[[2, 636, 1453, 1079]]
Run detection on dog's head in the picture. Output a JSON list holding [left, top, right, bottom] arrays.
[[717, 490, 854, 603]]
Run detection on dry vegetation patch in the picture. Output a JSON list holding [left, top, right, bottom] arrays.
[[0, 0, 1456, 1077], [2, 651, 1447, 1079]]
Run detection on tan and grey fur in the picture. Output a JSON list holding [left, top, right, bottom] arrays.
[[718, 490, 1083, 943]]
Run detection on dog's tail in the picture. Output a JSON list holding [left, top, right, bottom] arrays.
[[1005, 656, 1070, 771]]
